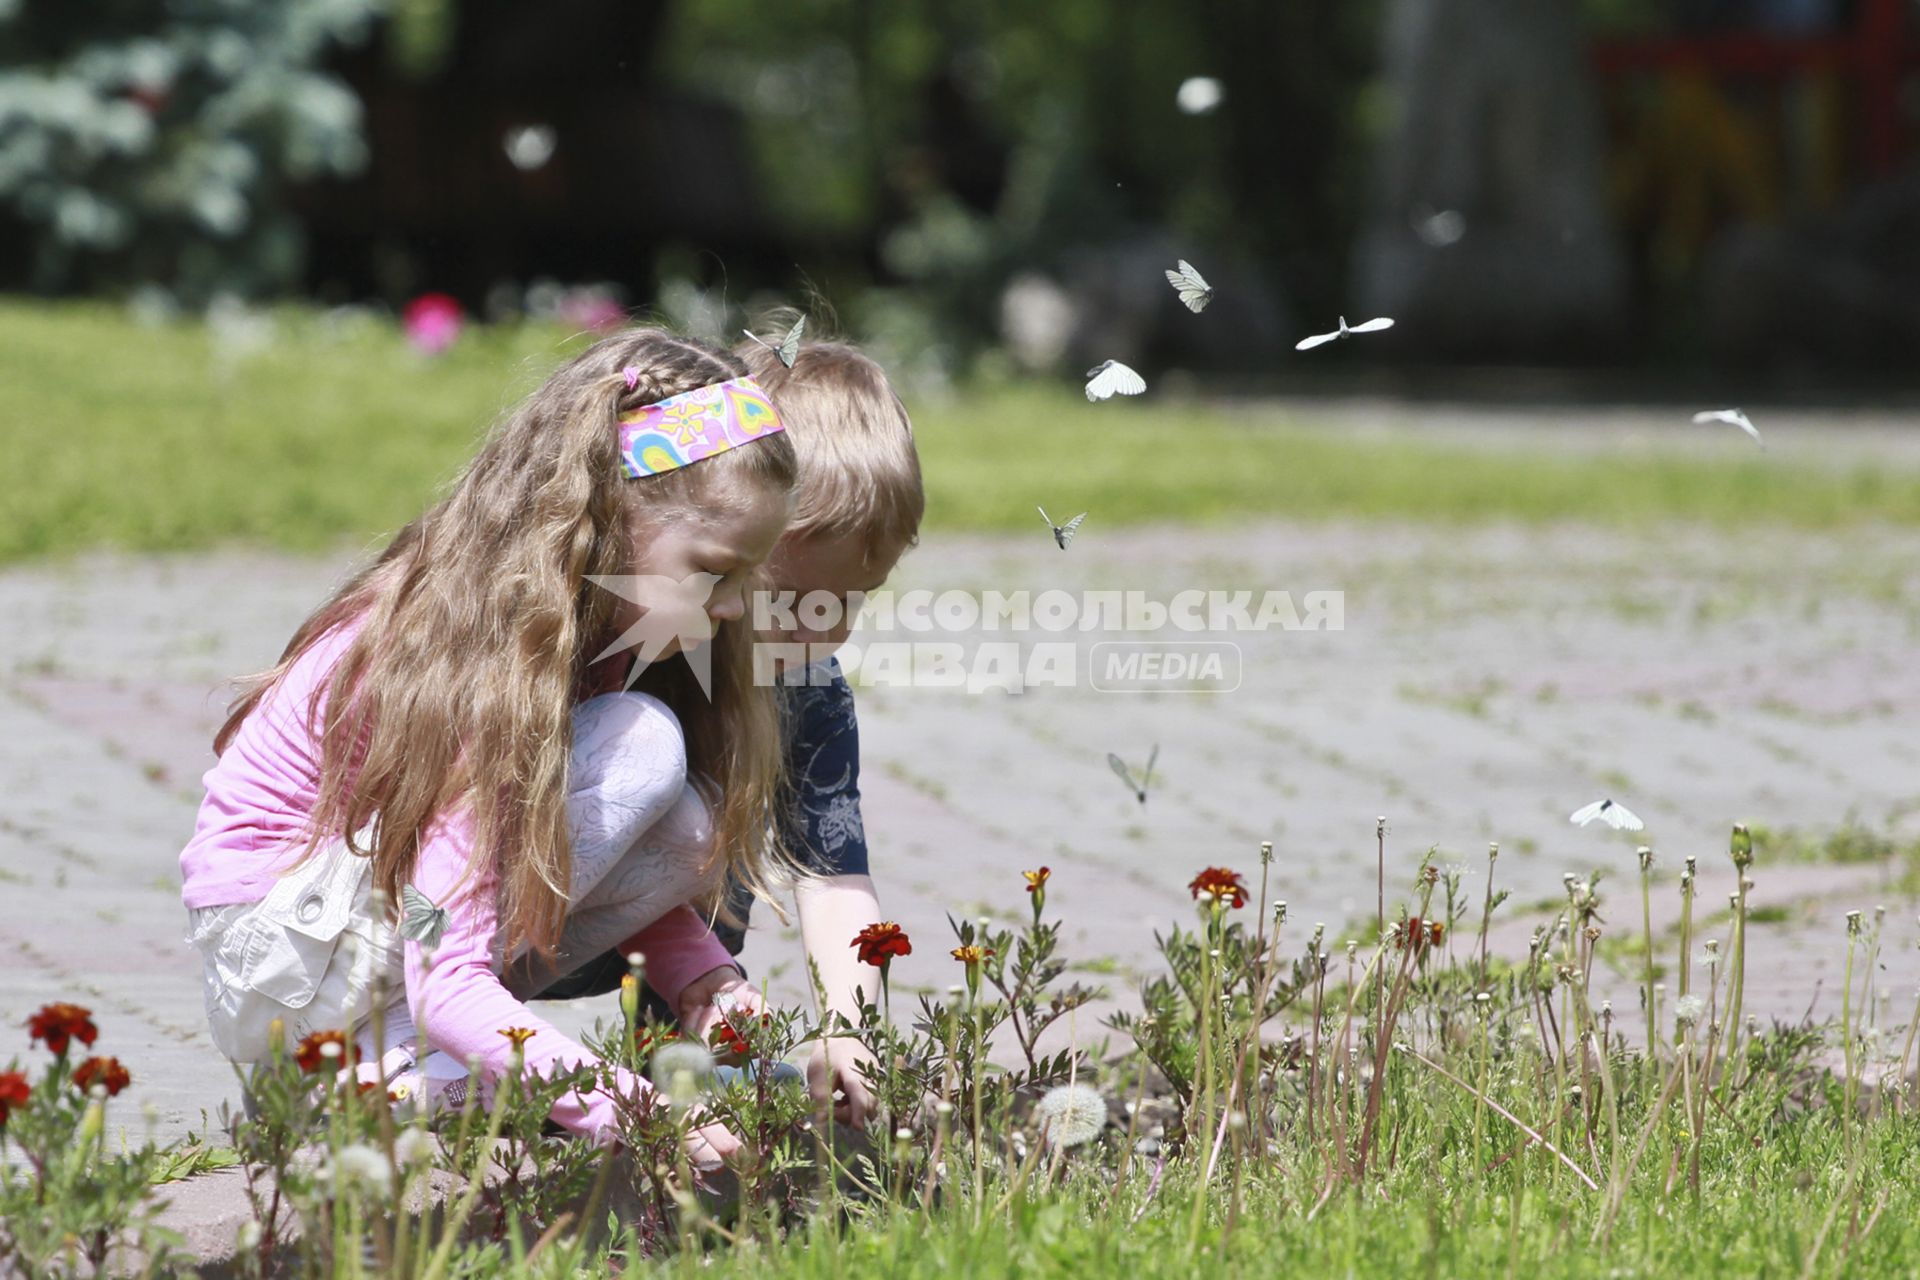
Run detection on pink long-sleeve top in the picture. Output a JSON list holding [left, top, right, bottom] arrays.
[[179, 613, 736, 1141]]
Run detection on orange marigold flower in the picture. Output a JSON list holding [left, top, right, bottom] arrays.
[[1022, 868, 1051, 894], [27, 1002, 98, 1056], [851, 922, 912, 967], [0, 1070, 30, 1127], [1187, 867, 1248, 909], [498, 1027, 537, 1050], [950, 945, 994, 965], [71, 1056, 131, 1098], [293, 1029, 352, 1074]]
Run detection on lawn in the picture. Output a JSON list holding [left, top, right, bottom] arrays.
[[6, 300, 1920, 565], [7, 850, 1917, 1277]]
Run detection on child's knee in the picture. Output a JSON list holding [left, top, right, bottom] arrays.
[[649, 781, 723, 891], [570, 691, 689, 811]]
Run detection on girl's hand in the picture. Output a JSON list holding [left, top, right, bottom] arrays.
[[683, 1109, 744, 1170], [676, 966, 762, 1043], [808, 1037, 879, 1128]]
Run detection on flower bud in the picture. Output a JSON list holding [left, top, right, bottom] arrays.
[[1730, 823, 1753, 868], [619, 973, 640, 1030]]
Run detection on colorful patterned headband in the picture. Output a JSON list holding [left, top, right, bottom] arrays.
[[616, 375, 785, 479]]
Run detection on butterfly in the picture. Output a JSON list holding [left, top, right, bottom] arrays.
[[1295, 316, 1395, 351], [400, 885, 449, 951], [1037, 505, 1087, 550], [1164, 260, 1214, 313], [1085, 360, 1146, 402], [743, 316, 805, 368], [1108, 744, 1159, 805], [1568, 799, 1643, 832], [1691, 408, 1763, 448]]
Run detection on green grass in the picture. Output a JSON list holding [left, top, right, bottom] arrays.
[[677, 1158, 1920, 1279], [8, 300, 1920, 564]]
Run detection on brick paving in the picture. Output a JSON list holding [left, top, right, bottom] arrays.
[[4, 416, 1920, 1180]]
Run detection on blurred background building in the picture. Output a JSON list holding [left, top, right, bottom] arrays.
[[3, 0, 1918, 382]]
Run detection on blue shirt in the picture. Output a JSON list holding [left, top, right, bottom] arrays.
[[716, 656, 867, 952]]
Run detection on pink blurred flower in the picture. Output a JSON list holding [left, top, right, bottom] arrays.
[[403, 293, 464, 354], [558, 291, 627, 335]]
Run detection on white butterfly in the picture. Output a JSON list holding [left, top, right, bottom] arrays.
[[1085, 360, 1146, 402], [1108, 744, 1159, 805], [743, 316, 805, 369], [1295, 315, 1395, 351], [1691, 408, 1763, 448], [1568, 799, 1643, 832], [1164, 260, 1214, 313], [1037, 505, 1087, 550], [400, 885, 449, 950]]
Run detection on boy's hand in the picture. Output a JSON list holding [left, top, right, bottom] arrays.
[[809, 1037, 879, 1128], [676, 965, 761, 1043]]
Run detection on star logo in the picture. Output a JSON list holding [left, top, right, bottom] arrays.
[[586, 572, 723, 697]]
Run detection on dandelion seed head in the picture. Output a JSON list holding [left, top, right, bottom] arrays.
[[660, 1036, 721, 1090], [319, 1041, 342, 1061], [1675, 995, 1706, 1026], [392, 1128, 435, 1167], [326, 1142, 393, 1195], [1033, 1083, 1108, 1150]]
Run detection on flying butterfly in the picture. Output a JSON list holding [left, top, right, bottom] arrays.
[[1691, 408, 1763, 449], [1295, 315, 1395, 351], [743, 316, 805, 369], [1037, 505, 1087, 550], [1164, 259, 1214, 314], [1568, 798, 1643, 832], [400, 885, 450, 951], [1108, 744, 1159, 806], [1085, 359, 1146, 402]]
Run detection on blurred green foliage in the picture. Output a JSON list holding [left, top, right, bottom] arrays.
[[660, 0, 1382, 359], [0, 0, 381, 303]]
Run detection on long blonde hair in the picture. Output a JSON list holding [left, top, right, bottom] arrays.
[[213, 329, 798, 956]]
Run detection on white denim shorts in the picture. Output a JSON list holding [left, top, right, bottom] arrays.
[[186, 828, 403, 1064]]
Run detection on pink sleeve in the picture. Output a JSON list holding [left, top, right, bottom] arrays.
[[403, 808, 648, 1144], [620, 907, 740, 1011]]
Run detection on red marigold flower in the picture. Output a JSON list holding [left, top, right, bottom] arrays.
[[71, 1056, 131, 1098], [293, 1029, 353, 1074], [1187, 867, 1248, 909], [635, 1026, 681, 1056], [851, 922, 912, 967], [1022, 868, 1051, 894], [0, 1070, 30, 1127], [27, 1003, 98, 1056], [1400, 917, 1445, 951], [708, 1012, 770, 1056]]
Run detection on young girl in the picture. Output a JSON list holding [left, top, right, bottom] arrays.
[[178, 329, 796, 1162]]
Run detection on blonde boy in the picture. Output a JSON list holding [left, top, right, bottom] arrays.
[[727, 338, 923, 1126]]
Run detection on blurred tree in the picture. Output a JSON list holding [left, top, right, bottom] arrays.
[[0, 0, 381, 303], [657, 0, 1379, 368]]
